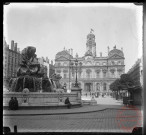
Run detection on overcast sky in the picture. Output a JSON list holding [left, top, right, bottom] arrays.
[[4, 3, 143, 72]]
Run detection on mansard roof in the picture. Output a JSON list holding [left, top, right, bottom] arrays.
[[55, 50, 73, 59], [108, 47, 124, 58]]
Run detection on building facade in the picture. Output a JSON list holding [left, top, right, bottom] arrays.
[[126, 58, 143, 105], [38, 57, 55, 78], [54, 30, 125, 94], [127, 58, 143, 87], [3, 39, 22, 80]]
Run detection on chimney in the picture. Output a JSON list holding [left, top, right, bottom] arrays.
[[11, 40, 14, 50], [100, 52, 102, 57], [18, 48, 20, 53], [108, 46, 110, 54], [14, 43, 17, 52], [121, 47, 123, 52], [69, 49, 71, 55], [46, 57, 48, 63], [51, 60, 53, 65], [71, 48, 73, 56]]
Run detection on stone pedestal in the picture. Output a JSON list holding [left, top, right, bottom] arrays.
[[71, 87, 82, 101], [21, 103, 29, 106]]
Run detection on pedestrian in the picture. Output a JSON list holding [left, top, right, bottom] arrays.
[[14, 97, 18, 110], [86, 93, 87, 97], [8, 97, 15, 110], [65, 97, 71, 109]]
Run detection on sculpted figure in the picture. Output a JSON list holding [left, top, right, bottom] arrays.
[[51, 73, 64, 92], [17, 46, 40, 77], [21, 46, 37, 65]]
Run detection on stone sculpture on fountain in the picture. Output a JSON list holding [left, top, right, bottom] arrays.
[[50, 73, 64, 93], [8, 46, 65, 93]]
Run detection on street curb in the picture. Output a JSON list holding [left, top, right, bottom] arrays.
[[3, 107, 138, 116]]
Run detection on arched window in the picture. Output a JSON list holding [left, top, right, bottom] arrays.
[[103, 72, 106, 77], [58, 62, 61, 66], [110, 69, 115, 78], [86, 69, 91, 78], [117, 69, 122, 77], [87, 72, 90, 78], [96, 83, 100, 91], [64, 73, 67, 79], [96, 72, 100, 78], [87, 61, 91, 65], [103, 83, 106, 91], [118, 61, 121, 65], [102, 62, 106, 65], [63, 62, 68, 66], [72, 73, 74, 78], [111, 61, 115, 65]]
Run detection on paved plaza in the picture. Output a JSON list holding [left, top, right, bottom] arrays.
[[82, 94, 123, 105], [3, 96, 143, 133]]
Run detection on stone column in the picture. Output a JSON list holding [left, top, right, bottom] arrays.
[[93, 82, 96, 92], [100, 82, 103, 93]]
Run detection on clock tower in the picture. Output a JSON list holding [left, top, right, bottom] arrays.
[[86, 29, 96, 57]]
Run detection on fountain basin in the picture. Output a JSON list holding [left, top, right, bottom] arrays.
[[3, 92, 82, 109]]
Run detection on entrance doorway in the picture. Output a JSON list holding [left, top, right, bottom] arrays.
[[85, 83, 92, 92]]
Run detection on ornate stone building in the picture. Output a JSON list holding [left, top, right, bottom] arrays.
[[54, 30, 125, 94], [127, 58, 143, 87], [38, 57, 55, 78], [3, 38, 22, 79]]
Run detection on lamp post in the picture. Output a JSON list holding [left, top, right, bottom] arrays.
[[70, 59, 82, 88], [70, 59, 82, 103], [107, 56, 109, 96], [75, 59, 79, 87], [68, 59, 71, 90]]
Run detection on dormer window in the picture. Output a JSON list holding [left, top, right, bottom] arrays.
[[96, 62, 100, 66], [58, 63, 61, 66], [103, 62, 106, 65], [111, 61, 115, 65], [117, 61, 120, 65]]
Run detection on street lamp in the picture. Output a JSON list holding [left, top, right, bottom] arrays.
[[75, 59, 79, 87], [70, 59, 82, 88]]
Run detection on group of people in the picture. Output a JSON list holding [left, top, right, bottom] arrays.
[[8, 97, 18, 110]]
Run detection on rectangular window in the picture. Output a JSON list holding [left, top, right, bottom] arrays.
[[103, 72, 106, 77], [64, 74, 67, 79], [72, 73, 74, 78], [112, 72, 115, 77], [96, 72, 99, 78]]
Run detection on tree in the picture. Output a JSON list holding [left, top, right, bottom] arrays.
[[120, 74, 136, 100], [120, 74, 134, 87], [110, 79, 121, 91], [110, 79, 122, 99]]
